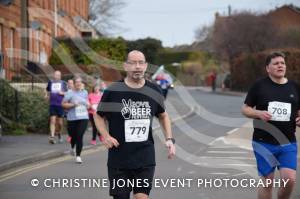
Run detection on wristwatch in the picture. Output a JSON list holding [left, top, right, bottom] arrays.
[[166, 138, 175, 144]]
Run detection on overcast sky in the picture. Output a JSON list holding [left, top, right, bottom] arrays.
[[118, 0, 300, 47]]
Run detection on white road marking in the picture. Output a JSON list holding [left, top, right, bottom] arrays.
[[208, 172, 229, 175], [177, 167, 182, 172], [221, 163, 256, 167], [206, 151, 249, 154], [208, 136, 230, 146], [226, 128, 239, 135], [198, 156, 255, 160], [228, 172, 249, 177], [210, 145, 236, 149]]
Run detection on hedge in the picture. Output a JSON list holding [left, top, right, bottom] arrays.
[[231, 48, 300, 91], [0, 79, 49, 134], [154, 51, 191, 65], [49, 37, 127, 66]]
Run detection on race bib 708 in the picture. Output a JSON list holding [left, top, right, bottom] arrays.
[[268, 101, 291, 122]]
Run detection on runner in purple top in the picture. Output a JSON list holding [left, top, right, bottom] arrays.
[[45, 70, 67, 144]]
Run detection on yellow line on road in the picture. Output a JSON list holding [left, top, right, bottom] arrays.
[[0, 146, 106, 183], [0, 107, 195, 183]]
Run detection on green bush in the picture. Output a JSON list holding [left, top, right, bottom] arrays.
[[126, 37, 163, 64], [49, 38, 127, 66], [153, 51, 194, 77], [18, 91, 49, 133], [4, 122, 27, 135], [0, 79, 17, 121], [0, 79, 49, 134], [49, 42, 72, 66], [155, 51, 191, 65]]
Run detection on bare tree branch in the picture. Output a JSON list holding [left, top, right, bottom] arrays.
[[89, 0, 127, 36]]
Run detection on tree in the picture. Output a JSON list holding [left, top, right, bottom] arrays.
[[89, 0, 126, 35], [212, 12, 276, 62], [194, 24, 215, 53], [126, 37, 163, 64], [195, 25, 213, 42]]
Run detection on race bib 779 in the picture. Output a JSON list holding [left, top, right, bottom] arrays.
[[125, 119, 150, 142]]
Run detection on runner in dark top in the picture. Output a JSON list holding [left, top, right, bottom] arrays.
[[94, 50, 176, 199], [242, 52, 300, 199]]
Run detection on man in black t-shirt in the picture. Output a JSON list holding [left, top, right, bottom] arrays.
[[94, 50, 176, 199], [242, 52, 300, 199]]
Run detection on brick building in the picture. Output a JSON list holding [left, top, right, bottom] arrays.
[[0, 0, 96, 80], [213, 5, 300, 38], [267, 5, 300, 30]]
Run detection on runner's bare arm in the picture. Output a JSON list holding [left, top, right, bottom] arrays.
[[158, 112, 172, 139], [62, 101, 76, 109], [296, 110, 300, 126], [93, 114, 119, 148], [242, 104, 271, 121], [93, 114, 110, 137], [158, 112, 176, 159]]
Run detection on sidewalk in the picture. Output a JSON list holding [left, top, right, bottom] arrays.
[[0, 92, 194, 172]]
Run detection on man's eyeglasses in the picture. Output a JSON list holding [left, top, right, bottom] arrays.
[[126, 61, 147, 66]]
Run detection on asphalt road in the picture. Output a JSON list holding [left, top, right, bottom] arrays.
[[1, 89, 299, 199]]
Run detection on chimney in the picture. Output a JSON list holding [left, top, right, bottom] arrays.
[[228, 5, 232, 16]]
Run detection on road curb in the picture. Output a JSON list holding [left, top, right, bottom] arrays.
[[0, 105, 196, 173], [0, 150, 65, 172]]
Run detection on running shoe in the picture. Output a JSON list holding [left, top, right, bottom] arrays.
[[90, 140, 97, 145], [99, 135, 104, 142], [67, 136, 72, 143], [76, 156, 82, 164], [57, 134, 63, 143], [49, 136, 56, 144]]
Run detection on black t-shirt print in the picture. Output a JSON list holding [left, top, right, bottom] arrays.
[[244, 77, 300, 145], [97, 80, 165, 169]]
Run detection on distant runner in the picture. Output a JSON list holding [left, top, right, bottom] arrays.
[[62, 76, 89, 164], [45, 70, 67, 144]]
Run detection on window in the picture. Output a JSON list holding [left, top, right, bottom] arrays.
[[35, 31, 40, 62], [0, 24, 3, 78], [67, 0, 71, 16], [44, 0, 49, 10], [9, 28, 14, 69], [29, 29, 33, 61], [0, 24, 2, 51], [81, 0, 84, 16], [0, 0, 13, 6]]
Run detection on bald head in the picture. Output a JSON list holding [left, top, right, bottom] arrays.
[[124, 50, 148, 81], [127, 50, 146, 62], [54, 70, 61, 81]]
